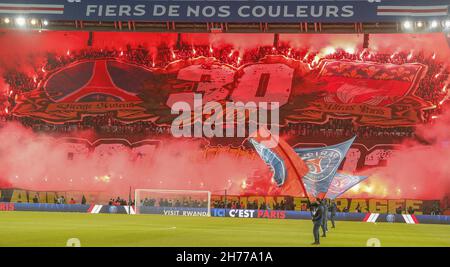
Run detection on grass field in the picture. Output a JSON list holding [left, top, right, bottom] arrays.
[[0, 211, 449, 247]]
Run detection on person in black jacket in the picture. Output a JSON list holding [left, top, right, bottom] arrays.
[[311, 198, 323, 245], [321, 199, 328, 237]]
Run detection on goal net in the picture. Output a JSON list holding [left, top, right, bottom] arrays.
[[135, 189, 211, 217]]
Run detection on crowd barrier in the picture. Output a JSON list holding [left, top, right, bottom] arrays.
[[2, 188, 442, 215], [1, 202, 449, 224]]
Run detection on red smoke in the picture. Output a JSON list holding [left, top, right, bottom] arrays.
[[0, 123, 267, 198]]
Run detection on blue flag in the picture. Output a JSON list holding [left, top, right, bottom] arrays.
[[294, 136, 356, 198], [249, 139, 286, 187], [326, 172, 369, 199]]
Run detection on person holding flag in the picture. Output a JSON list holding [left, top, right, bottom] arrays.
[[330, 200, 337, 229]]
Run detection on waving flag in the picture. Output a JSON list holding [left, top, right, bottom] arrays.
[[249, 129, 309, 197], [294, 136, 356, 198], [326, 173, 369, 199]]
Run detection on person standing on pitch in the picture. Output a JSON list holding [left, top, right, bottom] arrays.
[[330, 200, 337, 229], [321, 198, 328, 237], [310, 198, 323, 245]]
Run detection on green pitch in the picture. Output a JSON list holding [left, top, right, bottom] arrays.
[[0, 211, 449, 247]]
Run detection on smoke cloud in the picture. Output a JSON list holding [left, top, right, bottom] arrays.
[[0, 123, 267, 199]]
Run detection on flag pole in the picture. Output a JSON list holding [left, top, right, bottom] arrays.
[[128, 186, 132, 215]]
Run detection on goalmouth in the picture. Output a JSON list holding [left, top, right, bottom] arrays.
[[135, 189, 211, 217]]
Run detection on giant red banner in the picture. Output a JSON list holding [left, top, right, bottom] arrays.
[[13, 55, 433, 126]]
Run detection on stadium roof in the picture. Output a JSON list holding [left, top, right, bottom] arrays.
[[0, 0, 449, 33]]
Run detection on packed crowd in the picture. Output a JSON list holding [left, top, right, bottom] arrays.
[[1, 43, 448, 139], [284, 119, 415, 139]]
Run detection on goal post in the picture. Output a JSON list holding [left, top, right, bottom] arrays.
[[134, 189, 211, 217]]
